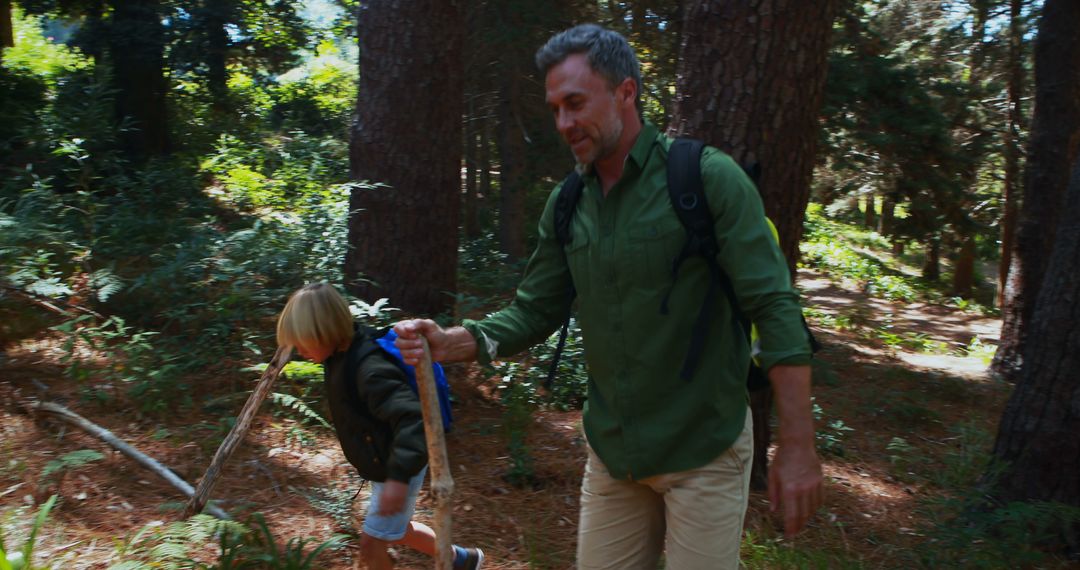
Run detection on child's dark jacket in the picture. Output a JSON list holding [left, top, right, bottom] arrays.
[[322, 328, 427, 483]]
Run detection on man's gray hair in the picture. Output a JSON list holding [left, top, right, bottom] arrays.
[[535, 24, 643, 112]]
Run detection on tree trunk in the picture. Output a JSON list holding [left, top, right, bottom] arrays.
[[0, 0, 13, 64], [952, 235, 976, 298], [479, 109, 492, 212], [108, 0, 170, 160], [998, 0, 1024, 308], [345, 0, 464, 316], [879, 194, 895, 236], [990, 156, 1080, 544], [463, 96, 482, 239], [922, 238, 941, 281], [202, 1, 231, 114], [667, 0, 840, 490], [496, 68, 527, 260], [667, 0, 839, 272], [863, 194, 875, 228], [993, 0, 1080, 377]]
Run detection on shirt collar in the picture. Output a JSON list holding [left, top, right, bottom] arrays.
[[628, 121, 660, 170], [578, 120, 660, 179]]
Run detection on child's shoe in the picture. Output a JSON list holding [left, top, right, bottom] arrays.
[[455, 547, 484, 570]]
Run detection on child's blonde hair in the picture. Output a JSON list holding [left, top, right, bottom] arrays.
[[276, 283, 354, 354]]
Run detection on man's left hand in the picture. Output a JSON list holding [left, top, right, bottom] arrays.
[[768, 440, 824, 537]]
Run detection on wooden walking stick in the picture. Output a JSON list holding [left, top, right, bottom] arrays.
[[414, 337, 454, 570], [185, 345, 293, 518]]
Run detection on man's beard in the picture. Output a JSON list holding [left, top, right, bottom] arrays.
[[574, 116, 624, 172]]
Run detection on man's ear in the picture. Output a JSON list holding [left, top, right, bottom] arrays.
[[616, 77, 637, 107]]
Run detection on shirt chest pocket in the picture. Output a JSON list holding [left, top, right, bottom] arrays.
[[628, 220, 687, 292]]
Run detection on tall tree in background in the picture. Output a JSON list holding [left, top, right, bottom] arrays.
[[345, 0, 464, 316], [993, 0, 1080, 377], [997, 0, 1025, 307], [1, 0, 13, 64], [667, 0, 840, 488], [108, 0, 170, 160], [989, 155, 1080, 540]]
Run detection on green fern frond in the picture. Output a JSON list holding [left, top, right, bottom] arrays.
[[41, 449, 104, 480], [269, 392, 330, 428]]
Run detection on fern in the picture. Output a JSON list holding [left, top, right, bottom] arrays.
[[268, 392, 330, 429], [40, 449, 104, 481]]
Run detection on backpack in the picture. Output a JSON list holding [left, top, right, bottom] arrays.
[[547, 138, 819, 391], [345, 327, 454, 432]]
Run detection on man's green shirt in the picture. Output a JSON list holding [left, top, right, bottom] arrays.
[[464, 122, 811, 480]]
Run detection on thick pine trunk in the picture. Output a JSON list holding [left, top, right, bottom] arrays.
[[993, 0, 1080, 377], [667, 0, 839, 489], [108, 0, 170, 160], [667, 0, 838, 271], [345, 0, 464, 316], [990, 156, 1080, 541]]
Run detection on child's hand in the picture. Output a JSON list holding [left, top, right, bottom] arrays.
[[378, 480, 409, 515]]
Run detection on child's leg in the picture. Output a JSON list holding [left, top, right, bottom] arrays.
[[360, 468, 428, 568], [394, 521, 436, 555], [358, 534, 393, 570]]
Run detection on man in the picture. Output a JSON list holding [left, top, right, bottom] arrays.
[[395, 23, 823, 569]]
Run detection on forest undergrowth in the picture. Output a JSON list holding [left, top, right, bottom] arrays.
[[2, 215, 1075, 569]]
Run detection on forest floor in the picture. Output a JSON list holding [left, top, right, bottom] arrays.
[[0, 267, 1051, 569]]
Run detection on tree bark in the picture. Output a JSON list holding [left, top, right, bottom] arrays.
[[1, 0, 13, 65], [989, 156, 1080, 541], [667, 0, 840, 490], [496, 68, 527, 260], [108, 0, 171, 160], [998, 0, 1024, 308], [993, 0, 1080, 377], [878, 194, 895, 236], [863, 194, 875, 228], [952, 235, 976, 298], [464, 96, 482, 239], [922, 237, 941, 281], [345, 0, 464, 317], [667, 0, 839, 272], [201, 0, 232, 114]]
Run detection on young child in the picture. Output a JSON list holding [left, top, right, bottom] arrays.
[[276, 283, 484, 570]]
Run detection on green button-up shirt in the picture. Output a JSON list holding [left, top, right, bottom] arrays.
[[464, 122, 811, 480]]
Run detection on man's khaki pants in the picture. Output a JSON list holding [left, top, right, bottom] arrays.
[[576, 412, 753, 569]]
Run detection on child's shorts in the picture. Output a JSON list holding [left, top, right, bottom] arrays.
[[362, 465, 428, 541]]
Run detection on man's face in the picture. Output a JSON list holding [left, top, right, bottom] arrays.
[[545, 53, 631, 166]]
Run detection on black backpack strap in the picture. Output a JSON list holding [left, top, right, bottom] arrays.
[[553, 171, 584, 247], [664, 138, 751, 381], [546, 172, 585, 390]]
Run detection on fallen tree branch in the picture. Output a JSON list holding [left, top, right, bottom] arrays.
[[185, 345, 292, 518], [0, 284, 104, 319], [30, 400, 231, 520]]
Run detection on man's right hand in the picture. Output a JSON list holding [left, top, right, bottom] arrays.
[[393, 319, 444, 365]]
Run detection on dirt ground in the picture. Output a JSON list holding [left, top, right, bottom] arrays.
[[0, 268, 1020, 569]]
